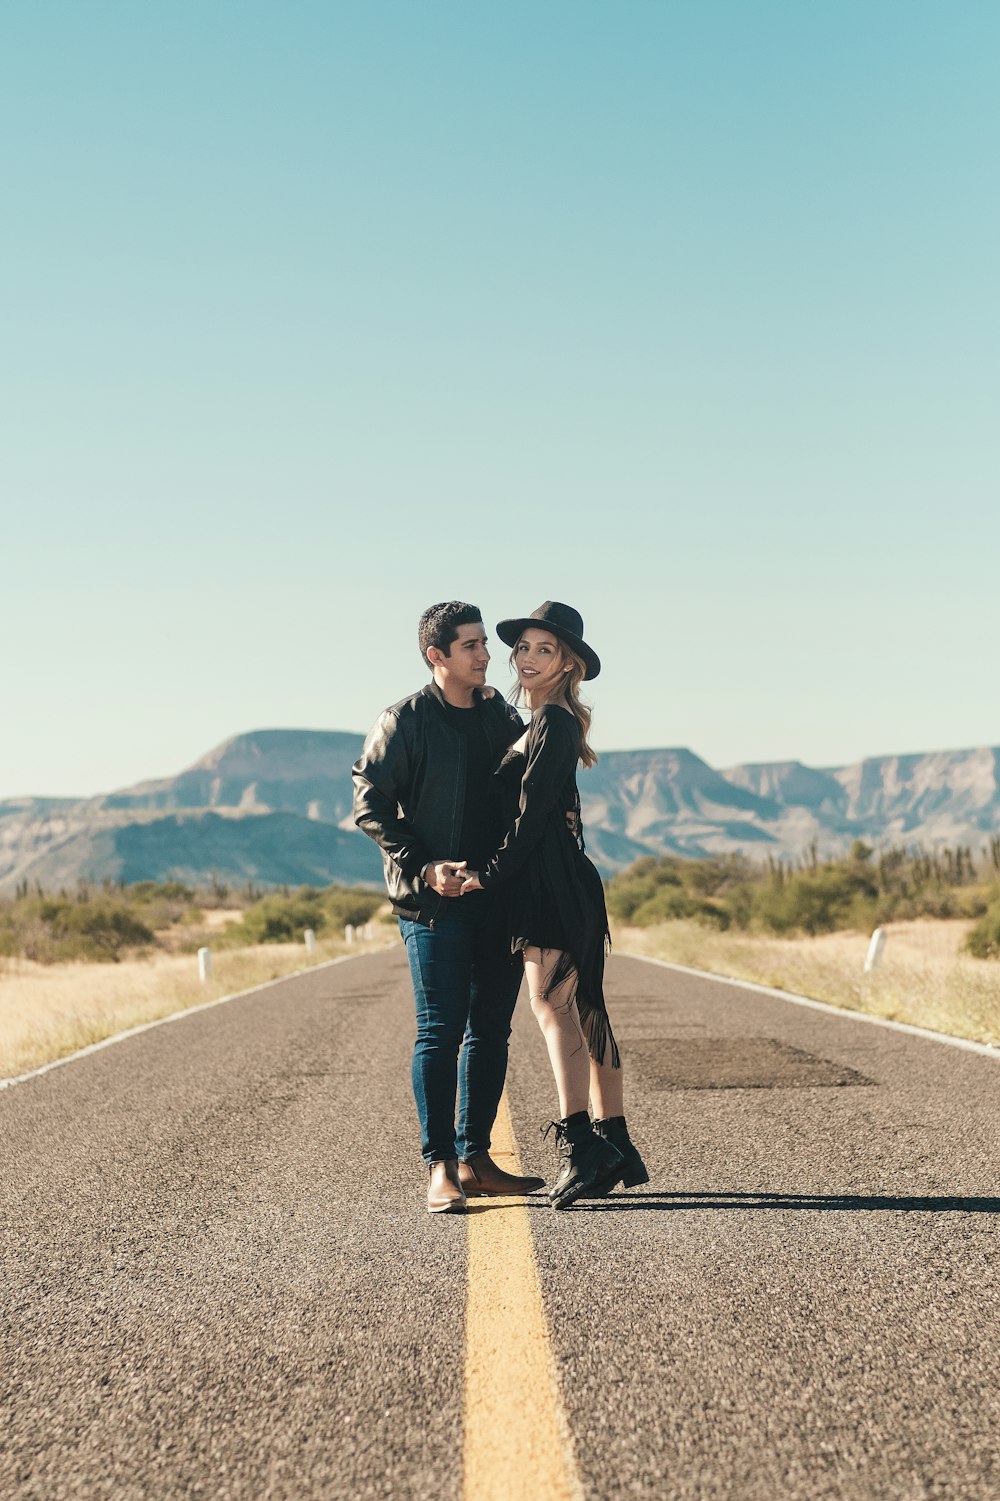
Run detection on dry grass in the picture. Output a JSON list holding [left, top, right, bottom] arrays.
[[0, 928, 395, 1081], [612, 918, 1000, 1046]]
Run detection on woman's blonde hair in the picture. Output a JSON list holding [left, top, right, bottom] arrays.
[[509, 637, 598, 769]]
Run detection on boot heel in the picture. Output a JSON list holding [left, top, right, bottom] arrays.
[[591, 1117, 648, 1194], [622, 1163, 650, 1188]]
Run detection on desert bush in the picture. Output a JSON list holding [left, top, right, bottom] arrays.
[[321, 886, 384, 929], [605, 858, 683, 922], [130, 881, 196, 903], [684, 855, 753, 897], [124, 881, 200, 931], [605, 876, 659, 922], [0, 897, 154, 963], [220, 885, 383, 946], [630, 886, 729, 929], [964, 892, 1000, 959], [230, 891, 326, 944], [749, 864, 879, 936], [0, 878, 384, 962], [605, 840, 994, 943]]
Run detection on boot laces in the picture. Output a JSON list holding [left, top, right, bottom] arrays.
[[542, 1120, 573, 1158]]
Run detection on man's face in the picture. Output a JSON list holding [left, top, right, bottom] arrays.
[[434, 620, 490, 695]]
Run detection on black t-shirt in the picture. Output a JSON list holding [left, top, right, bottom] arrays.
[[443, 701, 505, 871]]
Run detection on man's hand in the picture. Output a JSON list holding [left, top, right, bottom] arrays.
[[423, 860, 468, 896], [460, 871, 483, 894]]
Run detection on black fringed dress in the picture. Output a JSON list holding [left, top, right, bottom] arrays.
[[477, 702, 619, 1069]]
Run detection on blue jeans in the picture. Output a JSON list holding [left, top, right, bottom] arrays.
[[399, 903, 523, 1164]]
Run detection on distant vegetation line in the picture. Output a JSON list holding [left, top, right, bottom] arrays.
[[0, 878, 385, 965], [605, 838, 1000, 960], [6, 837, 1000, 967]]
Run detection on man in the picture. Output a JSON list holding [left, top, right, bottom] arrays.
[[352, 601, 546, 1213]]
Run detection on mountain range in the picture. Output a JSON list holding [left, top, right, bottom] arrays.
[[1, 730, 998, 893]]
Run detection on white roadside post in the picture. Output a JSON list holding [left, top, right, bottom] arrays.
[[864, 928, 886, 973], [304, 928, 316, 957], [345, 924, 355, 945], [364, 922, 374, 940], [198, 947, 212, 984]]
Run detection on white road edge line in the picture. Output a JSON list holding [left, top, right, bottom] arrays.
[[0, 952, 367, 1094], [619, 952, 1000, 1060]]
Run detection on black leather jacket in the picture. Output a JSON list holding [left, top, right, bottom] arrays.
[[352, 682, 523, 922]]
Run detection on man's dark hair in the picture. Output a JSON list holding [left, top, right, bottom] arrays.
[[418, 601, 483, 665]]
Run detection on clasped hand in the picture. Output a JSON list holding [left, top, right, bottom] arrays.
[[424, 859, 483, 896], [427, 807, 579, 897]]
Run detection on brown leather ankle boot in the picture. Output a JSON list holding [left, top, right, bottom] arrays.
[[427, 1159, 467, 1214], [458, 1151, 545, 1197]]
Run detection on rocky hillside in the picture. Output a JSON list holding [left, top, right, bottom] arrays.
[[579, 748, 781, 868], [2, 728, 998, 892], [0, 732, 379, 894], [724, 747, 1000, 854]]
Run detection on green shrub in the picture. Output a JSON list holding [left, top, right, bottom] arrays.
[[321, 886, 384, 929], [750, 867, 878, 936], [605, 842, 996, 942], [685, 855, 753, 898], [605, 877, 659, 922], [964, 898, 1000, 959], [605, 858, 684, 922], [0, 879, 383, 961], [630, 887, 728, 929], [222, 885, 383, 946], [233, 892, 326, 944], [130, 880, 196, 903], [630, 887, 699, 925], [0, 897, 154, 963], [723, 881, 756, 930]]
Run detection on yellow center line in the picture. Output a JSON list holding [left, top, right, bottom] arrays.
[[463, 1094, 583, 1501]]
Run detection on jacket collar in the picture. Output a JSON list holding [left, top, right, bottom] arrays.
[[423, 680, 488, 712]]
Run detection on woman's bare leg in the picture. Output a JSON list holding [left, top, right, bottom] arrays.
[[589, 1052, 625, 1120], [588, 1056, 618, 1128], [522, 947, 590, 1119], [588, 1036, 648, 1186]]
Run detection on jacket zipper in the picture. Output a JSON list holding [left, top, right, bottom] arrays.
[[428, 716, 466, 929]]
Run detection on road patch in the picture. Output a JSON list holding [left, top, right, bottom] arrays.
[[628, 1036, 874, 1090]]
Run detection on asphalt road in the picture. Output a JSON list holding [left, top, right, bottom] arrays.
[[2, 946, 999, 1500], [516, 958, 1000, 1501]]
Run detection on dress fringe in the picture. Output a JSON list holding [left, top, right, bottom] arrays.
[[511, 938, 621, 1069]]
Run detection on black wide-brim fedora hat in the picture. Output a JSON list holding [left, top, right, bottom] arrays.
[[496, 601, 601, 680]]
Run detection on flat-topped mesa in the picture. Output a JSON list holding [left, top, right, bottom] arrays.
[[591, 745, 765, 799], [832, 746, 1000, 825], [723, 761, 847, 814], [187, 729, 362, 780], [579, 747, 782, 864]]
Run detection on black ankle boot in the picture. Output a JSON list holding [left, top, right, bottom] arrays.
[[592, 1116, 649, 1190], [545, 1111, 624, 1210]]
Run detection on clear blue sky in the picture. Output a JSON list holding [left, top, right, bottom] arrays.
[[2, 1, 998, 798]]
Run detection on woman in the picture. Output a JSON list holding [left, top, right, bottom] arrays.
[[461, 601, 647, 1209]]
